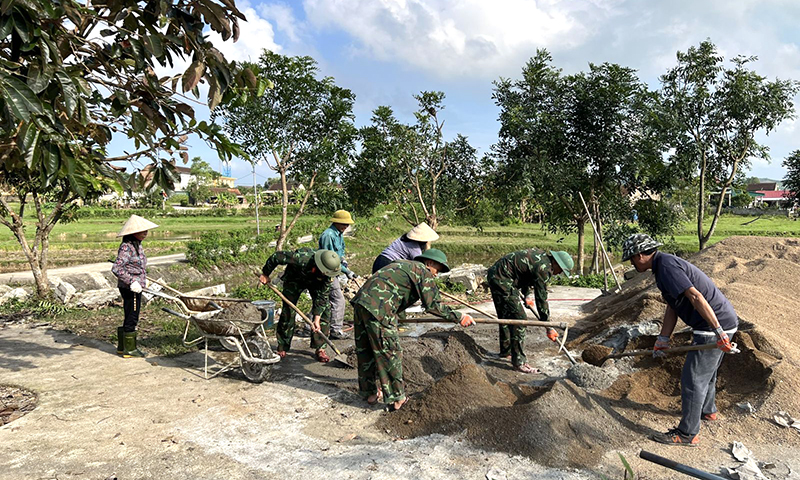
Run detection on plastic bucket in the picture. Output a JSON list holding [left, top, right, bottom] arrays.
[[251, 300, 276, 328]]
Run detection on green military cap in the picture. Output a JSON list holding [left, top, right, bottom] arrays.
[[414, 248, 450, 273], [314, 249, 342, 277], [548, 250, 574, 276]]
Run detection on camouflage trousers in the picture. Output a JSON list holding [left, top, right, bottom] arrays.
[[276, 280, 330, 352], [487, 274, 528, 367], [353, 304, 405, 403]]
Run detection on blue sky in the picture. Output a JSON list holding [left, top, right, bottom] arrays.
[[109, 0, 800, 186]]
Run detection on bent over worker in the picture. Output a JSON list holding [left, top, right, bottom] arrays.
[[259, 248, 341, 363], [623, 234, 738, 447], [350, 249, 475, 412], [487, 249, 573, 373]]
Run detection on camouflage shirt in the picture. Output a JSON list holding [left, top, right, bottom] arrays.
[[351, 260, 462, 324], [488, 249, 552, 322], [262, 247, 332, 317]]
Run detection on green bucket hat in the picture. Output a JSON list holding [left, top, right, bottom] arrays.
[[414, 248, 450, 273], [314, 249, 342, 277], [548, 250, 574, 276]]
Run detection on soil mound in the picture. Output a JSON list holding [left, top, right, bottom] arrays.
[[569, 236, 800, 445]]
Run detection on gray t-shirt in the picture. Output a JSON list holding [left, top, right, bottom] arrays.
[[380, 235, 425, 262], [652, 251, 738, 332]]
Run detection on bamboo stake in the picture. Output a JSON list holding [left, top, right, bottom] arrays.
[[577, 192, 621, 292]]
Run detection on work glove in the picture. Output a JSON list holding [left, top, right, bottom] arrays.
[[546, 328, 559, 342], [714, 327, 733, 353], [459, 313, 475, 327], [129, 281, 142, 293], [524, 295, 535, 308], [345, 270, 356, 280], [653, 335, 670, 358]]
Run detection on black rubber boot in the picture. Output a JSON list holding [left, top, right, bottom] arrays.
[[122, 331, 146, 358], [116, 327, 124, 355]]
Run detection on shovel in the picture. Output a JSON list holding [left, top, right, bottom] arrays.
[[400, 316, 566, 328], [265, 283, 352, 368], [518, 294, 578, 365], [595, 342, 741, 366]]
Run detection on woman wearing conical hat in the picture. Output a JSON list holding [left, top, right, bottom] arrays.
[[371, 223, 439, 273], [111, 214, 158, 358]]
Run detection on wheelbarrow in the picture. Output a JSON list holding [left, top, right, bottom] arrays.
[[162, 302, 279, 383]]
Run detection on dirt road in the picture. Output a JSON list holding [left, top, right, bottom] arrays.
[[0, 324, 591, 480]]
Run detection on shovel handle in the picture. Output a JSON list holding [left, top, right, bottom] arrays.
[[401, 316, 567, 329], [606, 342, 738, 360], [266, 283, 341, 355], [439, 290, 498, 319]]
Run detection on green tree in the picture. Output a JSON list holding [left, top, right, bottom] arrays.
[[783, 150, 800, 206], [659, 40, 799, 249], [186, 157, 220, 205], [345, 92, 483, 229], [215, 50, 356, 249], [493, 51, 663, 273], [0, 0, 256, 296]]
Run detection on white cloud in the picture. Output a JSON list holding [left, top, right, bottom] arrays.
[[303, 0, 611, 79], [208, 1, 281, 63], [258, 2, 303, 43]]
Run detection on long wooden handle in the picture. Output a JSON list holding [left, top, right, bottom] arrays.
[[267, 283, 341, 355], [401, 316, 566, 329], [179, 294, 252, 303], [607, 343, 718, 359], [439, 290, 498, 319], [146, 276, 185, 296]]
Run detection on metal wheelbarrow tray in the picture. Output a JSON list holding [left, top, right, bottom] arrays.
[[162, 306, 280, 383]]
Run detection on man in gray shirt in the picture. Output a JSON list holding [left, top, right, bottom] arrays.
[[622, 234, 738, 447]]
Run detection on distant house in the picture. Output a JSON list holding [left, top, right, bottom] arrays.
[[209, 187, 245, 205], [751, 190, 795, 209], [265, 181, 305, 194], [746, 182, 778, 193]]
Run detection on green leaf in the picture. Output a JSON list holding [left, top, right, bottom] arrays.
[[18, 123, 39, 167], [0, 15, 13, 38], [42, 143, 59, 178], [68, 173, 88, 197], [0, 72, 44, 121], [182, 60, 205, 93], [207, 75, 222, 109], [142, 34, 163, 58], [618, 453, 634, 480], [11, 11, 31, 43], [27, 63, 53, 94]]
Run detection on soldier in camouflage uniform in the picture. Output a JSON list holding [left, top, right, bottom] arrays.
[[259, 248, 342, 362], [487, 249, 574, 373], [350, 249, 475, 411]]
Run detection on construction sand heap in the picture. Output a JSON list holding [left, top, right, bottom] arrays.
[[373, 236, 800, 469]]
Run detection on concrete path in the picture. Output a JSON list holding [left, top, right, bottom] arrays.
[[0, 254, 186, 285], [0, 324, 591, 480]]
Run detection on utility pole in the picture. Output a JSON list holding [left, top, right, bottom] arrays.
[[252, 161, 260, 235]]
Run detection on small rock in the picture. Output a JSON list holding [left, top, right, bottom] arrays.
[[336, 433, 357, 443], [486, 468, 508, 480], [732, 441, 752, 462], [737, 402, 755, 413], [773, 411, 800, 430]]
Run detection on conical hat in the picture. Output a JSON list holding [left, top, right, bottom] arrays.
[[406, 222, 439, 242], [117, 214, 159, 237]]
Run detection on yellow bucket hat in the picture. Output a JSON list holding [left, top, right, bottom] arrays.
[[330, 210, 354, 225]]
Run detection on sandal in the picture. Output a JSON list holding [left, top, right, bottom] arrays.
[[515, 363, 540, 374], [315, 350, 330, 363]]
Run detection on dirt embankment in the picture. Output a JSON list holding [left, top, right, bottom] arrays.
[[370, 236, 800, 470]]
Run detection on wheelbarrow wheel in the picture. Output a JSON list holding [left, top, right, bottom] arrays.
[[242, 338, 273, 383]]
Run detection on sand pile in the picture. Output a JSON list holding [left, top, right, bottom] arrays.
[[568, 236, 800, 444]]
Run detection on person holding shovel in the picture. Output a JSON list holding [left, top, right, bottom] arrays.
[[259, 248, 342, 362], [351, 249, 476, 411], [111, 214, 158, 358], [487, 249, 574, 373], [318, 210, 357, 340], [371, 222, 439, 273], [622, 233, 738, 447]]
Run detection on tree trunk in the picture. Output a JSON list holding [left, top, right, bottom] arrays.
[[426, 214, 438, 230], [701, 155, 742, 248], [276, 165, 289, 251], [697, 153, 707, 250], [576, 219, 585, 276]]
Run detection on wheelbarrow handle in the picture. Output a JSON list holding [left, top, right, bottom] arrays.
[[162, 307, 190, 320]]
